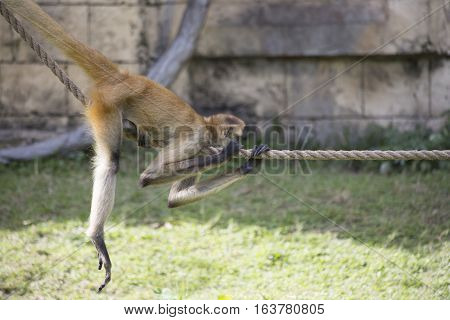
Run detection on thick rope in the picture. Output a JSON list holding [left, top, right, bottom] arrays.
[[1, 3, 449, 162], [208, 148, 450, 161], [0, 2, 87, 105]]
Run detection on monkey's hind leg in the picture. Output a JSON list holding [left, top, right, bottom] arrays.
[[87, 151, 117, 292], [168, 172, 243, 208], [168, 144, 270, 208], [85, 97, 122, 292]]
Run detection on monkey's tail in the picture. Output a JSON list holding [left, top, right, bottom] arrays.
[[3, 0, 119, 83]]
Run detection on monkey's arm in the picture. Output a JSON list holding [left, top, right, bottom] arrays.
[[167, 144, 270, 208], [139, 140, 242, 187]]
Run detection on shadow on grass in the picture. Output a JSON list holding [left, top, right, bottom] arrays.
[[0, 154, 448, 252]]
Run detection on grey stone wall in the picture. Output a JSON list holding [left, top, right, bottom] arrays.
[[0, 0, 449, 147]]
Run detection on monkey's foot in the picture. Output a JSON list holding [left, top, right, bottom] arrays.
[[96, 253, 111, 293], [91, 235, 112, 293], [97, 267, 111, 293], [240, 144, 270, 174]]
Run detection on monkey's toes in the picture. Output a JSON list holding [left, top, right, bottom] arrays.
[[97, 272, 111, 293], [95, 252, 111, 292], [97, 264, 111, 293]]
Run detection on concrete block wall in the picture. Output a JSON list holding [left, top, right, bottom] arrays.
[[0, 0, 449, 147]]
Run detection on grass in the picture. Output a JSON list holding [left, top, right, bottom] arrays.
[[0, 150, 448, 299]]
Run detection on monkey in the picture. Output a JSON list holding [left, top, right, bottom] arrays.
[[124, 118, 270, 207], [4, 0, 270, 292]]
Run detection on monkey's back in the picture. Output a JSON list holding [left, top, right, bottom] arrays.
[[120, 74, 205, 131]]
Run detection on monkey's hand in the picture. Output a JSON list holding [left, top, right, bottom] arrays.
[[240, 144, 270, 174], [221, 140, 242, 160]]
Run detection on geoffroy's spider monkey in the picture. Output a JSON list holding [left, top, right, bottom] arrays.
[[4, 0, 270, 292]]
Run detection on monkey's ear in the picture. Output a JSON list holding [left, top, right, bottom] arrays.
[[223, 114, 245, 127], [205, 113, 245, 127]]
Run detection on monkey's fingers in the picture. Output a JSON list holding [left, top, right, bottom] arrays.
[[250, 144, 270, 158], [240, 144, 270, 174]]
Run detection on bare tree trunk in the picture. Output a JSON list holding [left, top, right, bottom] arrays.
[[148, 0, 210, 87], [0, 0, 210, 163]]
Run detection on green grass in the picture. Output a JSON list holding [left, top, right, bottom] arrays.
[[0, 152, 448, 299]]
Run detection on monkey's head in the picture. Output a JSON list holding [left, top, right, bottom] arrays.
[[204, 113, 246, 146]]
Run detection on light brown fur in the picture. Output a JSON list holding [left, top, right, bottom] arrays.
[[5, 0, 256, 292]]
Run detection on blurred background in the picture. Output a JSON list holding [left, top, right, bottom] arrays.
[[0, 0, 448, 147]]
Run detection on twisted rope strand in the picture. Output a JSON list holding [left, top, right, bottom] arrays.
[[0, 2, 87, 105], [209, 148, 450, 161], [1, 3, 449, 161]]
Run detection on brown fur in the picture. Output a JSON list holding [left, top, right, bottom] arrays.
[[5, 0, 249, 292]]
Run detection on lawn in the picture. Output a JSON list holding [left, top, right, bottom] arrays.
[[0, 151, 448, 299]]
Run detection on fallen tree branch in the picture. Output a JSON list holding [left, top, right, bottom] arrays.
[[0, 126, 91, 163], [0, 0, 210, 163]]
